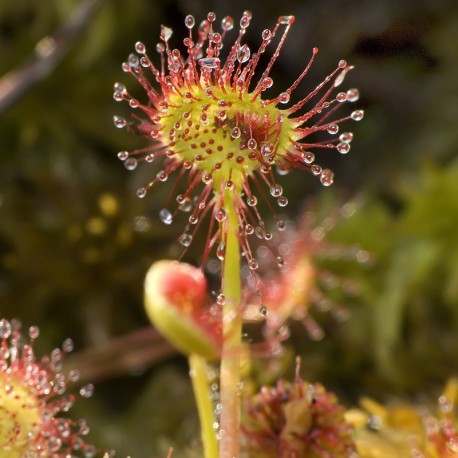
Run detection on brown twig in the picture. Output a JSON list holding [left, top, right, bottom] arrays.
[[65, 327, 177, 384], [0, 0, 104, 114]]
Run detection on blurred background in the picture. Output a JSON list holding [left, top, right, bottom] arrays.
[[1, 0, 458, 456]]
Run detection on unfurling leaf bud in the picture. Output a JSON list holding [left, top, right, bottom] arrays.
[[144, 260, 221, 360]]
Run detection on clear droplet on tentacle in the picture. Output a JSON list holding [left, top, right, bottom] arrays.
[[159, 208, 173, 225], [221, 16, 234, 31], [178, 233, 193, 247], [216, 241, 225, 260], [185, 15, 195, 29]]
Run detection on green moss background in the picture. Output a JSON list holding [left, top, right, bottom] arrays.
[[1, 0, 458, 456]]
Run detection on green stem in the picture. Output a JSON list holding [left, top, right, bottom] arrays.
[[219, 194, 242, 458], [189, 353, 219, 458]]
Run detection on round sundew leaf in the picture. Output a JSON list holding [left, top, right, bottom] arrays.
[[0, 378, 41, 457], [144, 260, 219, 360], [0, 319, 95, 456]]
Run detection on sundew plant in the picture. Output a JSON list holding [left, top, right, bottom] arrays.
[[114, 11, 363, 458], [0, 318, 95, 457]]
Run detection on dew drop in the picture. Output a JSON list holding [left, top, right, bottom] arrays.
[[198, 58, 221, 69], [28, 325, 40, 340], [145, 153, 155, 162], [80, 383, 94, 398], [320, 169, 334, 186], [113, 115, 127, 128], [178, 196, 192, 212], [214, 403, 222, 415], [240, 14, 251, 29], [259, 305, 268, 316], [216, 294, 225, 305], [129, 98, 139, 108], [136, 187, 147, 198], [255, 226, 266, 239], [277, 196, 288, 207], [260, 143, 272, 156], [221, 16, 234, 31], [356, 250, 370, 263], [231, 127, 241, 138], [326, 123, 339, 135], [346, 88, 359, 102], [247, 138, 257, 150], [114, 81, 126, 93], [183, 38, 194, 48], [245, 224, 254, 235], [270, 184, 283, 197], [134, 216, 151, 233], [140, 56, 150, 67], [211, 32, 222, 44], [68, 369, 80, 383], [215, 208, 226, 222], [113, 91, 123, 102], [189, 214, 198, 224], [351, 110, 364, 121], [61, 338, 73, 353], [157, 170, 168, 181], [262, 29, 272, 41], [124, 158, 138, 170], [118, 151, 129, 161], [216, 241, 226, 260], [337, 142, 350, 154], [339, 132, 354, 143], [178, 233, 193, 247], [311, 164, 322, 176], [302, 151, 315, 164], [237, 44, 250, 63], [185, 15, 195, 29], [276, 256, 284, 268], [278, 15, 295, 25], [277, 92, 290, 104], [151, 114, 161, 124], [336, 92, 347, 102], [225, 180, 234, 190], [249, 259, 258, 270], [160, 25, 173, 42], [277, 219, 286, 231], [439, 395, 454, 413], [247, 195, 257, 206], [128, 54, 139, 68], [334, 68, 349, 87], [202, 173, 213, 184], [260, 77, 273, 91], [159, 208, 173, 225], [135, 42, 146, 54]]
